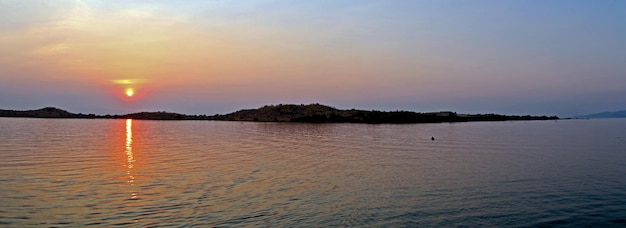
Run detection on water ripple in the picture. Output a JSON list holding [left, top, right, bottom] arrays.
[[0, 118, 625, 226]]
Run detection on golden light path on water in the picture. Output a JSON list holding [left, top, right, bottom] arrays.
[[125, 119, 137, 200]]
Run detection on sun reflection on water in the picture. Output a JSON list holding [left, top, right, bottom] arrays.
[[125, 119, 137, 200], [126, 119, 134, 168]]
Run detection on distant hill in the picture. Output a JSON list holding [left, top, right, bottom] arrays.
[[214, 104, 342, 122], [113, 111, 211, 120], [1, 104, 559, 123], [213, 103, 558, 123], [0, 107, 96, 118], [573, 110, 626, 119], [0, 107, 209, 120]]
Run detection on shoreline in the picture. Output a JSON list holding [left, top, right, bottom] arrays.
[[0, 104, 559, 124]]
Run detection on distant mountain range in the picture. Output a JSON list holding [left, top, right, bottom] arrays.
[[0, 104, 559, 123], [573, 110, 626, 119]]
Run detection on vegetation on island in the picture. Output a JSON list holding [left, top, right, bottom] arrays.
[[0, 107, 205, 120], [212, 104, 558, 123], [0, 107, 97, 118], [1, 104, 559, 123]]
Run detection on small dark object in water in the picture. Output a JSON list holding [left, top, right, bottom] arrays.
[[431, 137, 435, 140]]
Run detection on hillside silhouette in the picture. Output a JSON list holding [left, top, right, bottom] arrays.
[[213, 104, 558, 123], [0, 104, 558, 123], [0, 107, 97, 118]]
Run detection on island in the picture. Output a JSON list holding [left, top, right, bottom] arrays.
[[0, 104, 559, 123]]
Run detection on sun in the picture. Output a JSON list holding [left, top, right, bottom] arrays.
[[125, 88, 134, 97]]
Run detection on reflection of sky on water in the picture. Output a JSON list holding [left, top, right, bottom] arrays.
[[1, 119, 626, 226]]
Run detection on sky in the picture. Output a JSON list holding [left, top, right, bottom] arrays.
[[1, 0, 625, 117]]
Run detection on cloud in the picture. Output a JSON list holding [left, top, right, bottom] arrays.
[[1, 1, 193, 82], [111, 79, 146, 85]]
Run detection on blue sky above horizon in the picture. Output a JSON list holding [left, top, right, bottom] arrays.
[[1, 0, 625, 117]]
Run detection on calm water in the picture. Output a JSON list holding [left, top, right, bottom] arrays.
[[1, 118, 625, 227]]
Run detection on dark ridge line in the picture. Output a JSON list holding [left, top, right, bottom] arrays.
[[0, 104, 559, 123]]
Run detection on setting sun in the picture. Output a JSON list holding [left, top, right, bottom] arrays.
[[126, 88, 134, 97]]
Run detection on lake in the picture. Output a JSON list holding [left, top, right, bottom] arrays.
[[1, 118, 625, 227]]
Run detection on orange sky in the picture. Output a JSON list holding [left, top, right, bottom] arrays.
[[1, 1, 625, 116]]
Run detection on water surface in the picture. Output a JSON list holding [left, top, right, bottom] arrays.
[[1, 118, 625, 226]]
